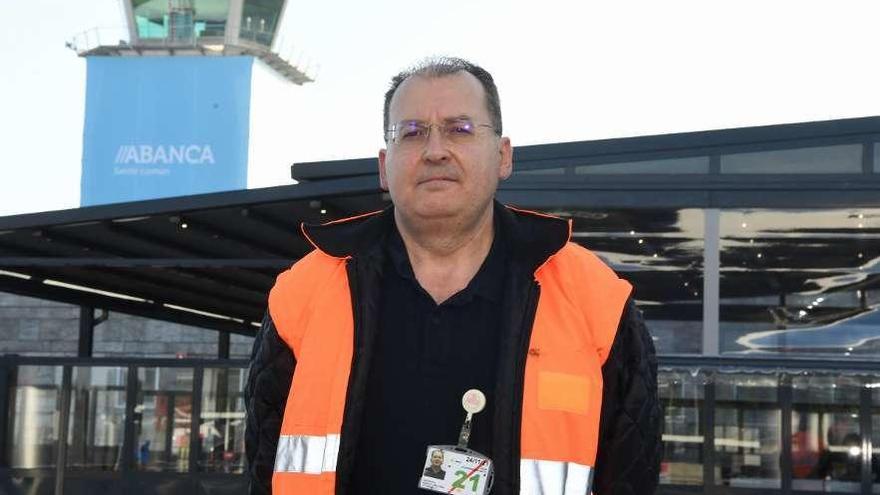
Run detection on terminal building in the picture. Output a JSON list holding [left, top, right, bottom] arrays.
[[2, 115, 879, 494], [2, 3, 880, 494]]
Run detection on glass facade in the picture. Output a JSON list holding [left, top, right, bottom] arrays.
[[198, 368, 246, 472], [875, 144, 879, 173], [720, 208, 880, 357], [133, 0, 230, 42], [791, 375, 863, 492], [576, 156, 709, 174], [720, 144, 863, 174], [134, 367, 194, 472], [568, 207, 704, 354], [659, 370, 704, 485], [66, 366, 127, 470], [1, 361, 248, 493], [714, 374, 782, 488], [7, 366, 63, 469], [874, 386, 880, 494]]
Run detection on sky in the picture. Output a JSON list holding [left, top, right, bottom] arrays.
[[2, 1, 880, 217]]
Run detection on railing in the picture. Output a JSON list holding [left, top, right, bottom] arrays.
[[1, 355, 878, 494], [658, 355, 880, 494], [66, 27, 133, 56], [0, 356, 249, 495]]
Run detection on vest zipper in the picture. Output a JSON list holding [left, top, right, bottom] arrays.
[[510, 280, 540, 493], [335, 257, 362, 495]]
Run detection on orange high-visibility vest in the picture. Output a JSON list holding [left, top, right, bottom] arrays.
[[267, 218, 631, 495]]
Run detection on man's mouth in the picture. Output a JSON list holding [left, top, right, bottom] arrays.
[[420, 176, 455, 184]]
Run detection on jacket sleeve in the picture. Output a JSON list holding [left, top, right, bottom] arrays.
[[245, 312, 296, 495], [592, 298, 663, 495]]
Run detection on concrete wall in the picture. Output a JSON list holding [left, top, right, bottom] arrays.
[[0, 292, 253, 358]]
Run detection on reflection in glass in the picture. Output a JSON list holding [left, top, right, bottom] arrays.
[[720, 144, 863, 174], [714, 374, 780, 488], [199, 368, 247, 472], [240, 0, 283, 46], [659, 370, 704, 485], [566, 208, 704, 353], [720, 208, 880, 357], [792, 375, 862, 492], [66, 367, 127, 470], [575, 156, 709, 174], [875, 143, 879, 174], [874, 387, 880, 493], [134, 367, 194, 472], [8, 366, 63, 468]]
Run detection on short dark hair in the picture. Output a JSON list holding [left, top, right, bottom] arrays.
[[383, 57, 502, 137]]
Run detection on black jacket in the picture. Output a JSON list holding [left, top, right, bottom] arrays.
[[245, 204, 662, 494]]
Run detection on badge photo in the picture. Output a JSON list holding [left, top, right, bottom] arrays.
[[418, 446, 493, 495]]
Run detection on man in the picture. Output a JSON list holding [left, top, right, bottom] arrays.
[[423, 450, 446, 480], [245, 57, 661, 495]]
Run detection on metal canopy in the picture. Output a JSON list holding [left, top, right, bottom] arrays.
[[2, 116, 879, 335], [0, 178, 386, 335]]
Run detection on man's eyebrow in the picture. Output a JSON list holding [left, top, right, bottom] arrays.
[[394, 115, 473, 125]]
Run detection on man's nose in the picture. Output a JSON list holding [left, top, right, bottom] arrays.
[[421, 127, 451, 163]]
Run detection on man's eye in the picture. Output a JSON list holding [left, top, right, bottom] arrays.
[[448, 122, 474, 135], [401, 126, 426, 139]]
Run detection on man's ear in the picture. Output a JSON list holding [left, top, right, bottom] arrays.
[[498, 137, 513, 180], [378, 148, 389, 190]]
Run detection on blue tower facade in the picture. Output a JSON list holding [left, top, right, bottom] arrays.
[[74, 0, 310, 206]]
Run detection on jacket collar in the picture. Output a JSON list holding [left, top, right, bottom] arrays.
[[301, 200, 571, 272]]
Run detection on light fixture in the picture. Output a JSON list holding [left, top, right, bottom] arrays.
[[756, 253, 762, 259], [0, 270, 32, 280], [638, 239, 644, 244], [320, 209, 327, 215], [741, 222, 748, 228]]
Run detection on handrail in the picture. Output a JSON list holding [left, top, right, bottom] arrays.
[[659, 354, 880, 373], [2, 353, 878, 372], [0, 355, 248, 367]]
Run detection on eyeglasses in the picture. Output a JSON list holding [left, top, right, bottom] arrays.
[[384, 118, 496, 147]]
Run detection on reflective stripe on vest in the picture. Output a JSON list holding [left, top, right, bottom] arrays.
[[520, 458, 593, 495], [274, 434, 340, 474]]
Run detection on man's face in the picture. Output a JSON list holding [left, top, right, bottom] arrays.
[[431, 451, 444, 467], [379, 72, 512, 223]]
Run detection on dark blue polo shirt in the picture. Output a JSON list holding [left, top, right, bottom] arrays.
[[351, 222, 506, 494]]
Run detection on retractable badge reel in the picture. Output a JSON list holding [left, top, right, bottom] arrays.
[[418, 389, 494, 494]]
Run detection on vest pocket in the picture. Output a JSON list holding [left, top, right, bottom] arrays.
[[537, 371, 594, 415]]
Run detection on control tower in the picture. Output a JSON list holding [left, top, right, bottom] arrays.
[[70, 0, 311, 206]]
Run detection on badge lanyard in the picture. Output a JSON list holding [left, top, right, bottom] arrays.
[[418, 389, 494, 495]]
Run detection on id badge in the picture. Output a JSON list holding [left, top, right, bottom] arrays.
[[418, 445, 493, 495]]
